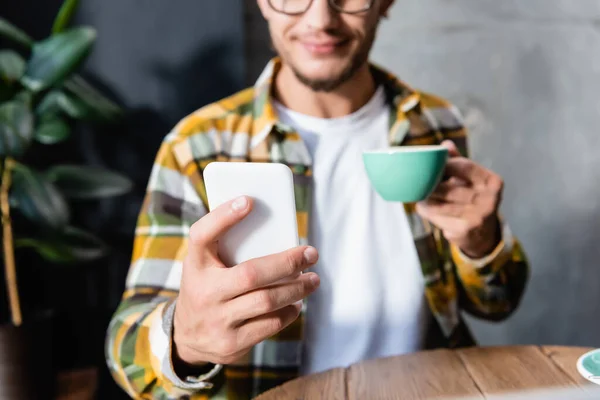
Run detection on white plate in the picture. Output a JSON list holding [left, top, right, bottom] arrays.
[[576, 348, 600, 385]]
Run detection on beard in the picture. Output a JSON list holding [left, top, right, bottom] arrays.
[[273, 21, 379, 92]]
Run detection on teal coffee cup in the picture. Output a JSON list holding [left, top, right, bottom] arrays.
[[362, 145, 449, 202]]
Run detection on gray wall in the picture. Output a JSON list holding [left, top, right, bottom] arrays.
[[246, 1, 600, 347]]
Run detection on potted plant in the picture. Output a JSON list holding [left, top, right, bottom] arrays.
[[0, 0, 131, 397]]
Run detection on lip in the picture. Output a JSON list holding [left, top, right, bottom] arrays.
[[299, 39, 348, 55]]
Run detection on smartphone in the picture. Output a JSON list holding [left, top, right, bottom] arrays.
[[203, 162, 299, 268]]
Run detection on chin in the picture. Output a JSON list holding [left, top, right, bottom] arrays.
[[295, 61, 349, 82], [300, 70, 341, 83]]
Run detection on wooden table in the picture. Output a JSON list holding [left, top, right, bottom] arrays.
[[256, 346, 600, 399]]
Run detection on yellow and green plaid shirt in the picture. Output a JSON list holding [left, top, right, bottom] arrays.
[[106, 58, 529, 399]]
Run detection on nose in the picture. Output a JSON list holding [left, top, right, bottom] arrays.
[[303, 0, 339, 30]]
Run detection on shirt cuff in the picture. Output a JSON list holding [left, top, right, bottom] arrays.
[[453, 221, 514, 270], [149, 298, 222, 391]]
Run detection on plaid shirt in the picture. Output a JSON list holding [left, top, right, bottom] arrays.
[[106, 58, 529, 399]]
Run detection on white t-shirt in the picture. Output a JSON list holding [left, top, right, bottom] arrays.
[[274, 86, 431, 375]]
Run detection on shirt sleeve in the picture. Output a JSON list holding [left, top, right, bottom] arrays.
[[424, 94, 530, 321], [105, 133, 223, 398], [453, 217, 512, 269]]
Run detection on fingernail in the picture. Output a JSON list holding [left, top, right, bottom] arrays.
[[231, 196, 248, 212], [303, 247, 318, 264], [309, 274, 320, 287]]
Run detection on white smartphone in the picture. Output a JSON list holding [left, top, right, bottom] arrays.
[[203, 162, 299, 268]]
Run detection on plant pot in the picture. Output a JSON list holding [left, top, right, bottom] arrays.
[[0, 312, 55, 399]]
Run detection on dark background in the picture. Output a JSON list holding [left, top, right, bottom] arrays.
[[1, 0, 244, 397]]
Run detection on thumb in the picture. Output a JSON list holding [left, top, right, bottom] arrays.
[[187, 196, 253, 268], [441, 140, 461, 158]]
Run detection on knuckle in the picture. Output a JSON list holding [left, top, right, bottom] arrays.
[[268, 315, 285, 333], [296, 280, 309, 298], [255, 290, 275, 314], [299, 279, 313, 298], [285, 252, 301, 274], [238, 263, 258, 291], [488, 175, 504, 192], [447, 176, 461, 186], [279, 287, 297, 307]]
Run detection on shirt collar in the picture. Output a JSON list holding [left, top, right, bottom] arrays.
[[251, 57, 422, 146]]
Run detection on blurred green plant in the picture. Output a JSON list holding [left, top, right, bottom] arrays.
[[0, 0, 131, 325]]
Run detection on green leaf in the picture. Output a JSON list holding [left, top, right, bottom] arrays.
[[0, 100, 34, 137], [15, 238, 73, 264], [0, 18, 33, 49], [62, 226, 109, 261], [36, 89, 87, 119], [0, 122, 23, 157], [21, 27, 96, 92], [36, 85, 118, 122], [15, 226, 108, 264], [0, 50, 26, 83], [35, 90, 63, 116], [52, 0, 81, 34], [11, 163, 70, 230], [35, 116, 70, 144], [46, 165, 132, 199], [0, 100, 34, 157], [15, 238, 73, 263], [63, 75, 122, 121], [55, 90, 89, 119]]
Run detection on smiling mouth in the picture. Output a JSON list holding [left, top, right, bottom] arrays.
[[300, 39, 350, 55]]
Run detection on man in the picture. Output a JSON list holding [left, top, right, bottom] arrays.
[[106, 0, 529, 398]]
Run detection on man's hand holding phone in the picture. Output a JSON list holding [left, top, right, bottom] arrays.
[[173, 196, 320, 367]]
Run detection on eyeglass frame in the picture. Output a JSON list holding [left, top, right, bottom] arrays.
[[266, 0, 375, 16]]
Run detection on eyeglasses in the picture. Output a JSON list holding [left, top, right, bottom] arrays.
[[267, 0, 375, 15]]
